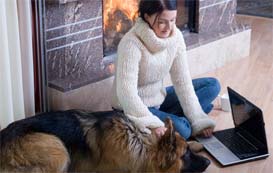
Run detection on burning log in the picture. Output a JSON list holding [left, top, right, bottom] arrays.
[[104, 10, 136, 55], [103, 0, 139, 56]]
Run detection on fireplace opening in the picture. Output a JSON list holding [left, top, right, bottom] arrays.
[[103, 0, 197, 57]]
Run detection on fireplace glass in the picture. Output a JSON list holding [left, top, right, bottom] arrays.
[[103, 0, 196, 56]]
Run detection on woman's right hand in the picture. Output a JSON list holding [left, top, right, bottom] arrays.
[[201, 127, 214, 137]]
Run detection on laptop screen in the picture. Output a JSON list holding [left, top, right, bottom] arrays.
[[228, 87, 268, 151]]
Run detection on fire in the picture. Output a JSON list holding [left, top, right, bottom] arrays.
[[103, 0, 139, 31]]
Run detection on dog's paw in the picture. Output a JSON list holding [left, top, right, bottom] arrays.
[[187, 141, 204, 153]]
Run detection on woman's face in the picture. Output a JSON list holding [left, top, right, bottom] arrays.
[[145, 10, 177, 38]]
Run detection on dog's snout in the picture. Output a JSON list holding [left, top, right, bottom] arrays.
[[203, 157, 211, 169], [181, 148, 210, 172]]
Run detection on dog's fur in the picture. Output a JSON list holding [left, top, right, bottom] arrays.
[[0, 110, 210, 173]]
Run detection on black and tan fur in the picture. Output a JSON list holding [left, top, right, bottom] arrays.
[[0, 110, 210, 173]]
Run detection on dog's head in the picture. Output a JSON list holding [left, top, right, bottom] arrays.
[[156, 118, 210, 173]]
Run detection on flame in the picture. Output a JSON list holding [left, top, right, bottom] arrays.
[[103, 0, 139, 31]]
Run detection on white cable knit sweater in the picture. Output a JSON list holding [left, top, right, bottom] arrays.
[[111, 18, 215, 136]]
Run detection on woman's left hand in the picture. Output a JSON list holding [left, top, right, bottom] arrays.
[[201, 127, 214, 137], [155, 126, 167, 138]]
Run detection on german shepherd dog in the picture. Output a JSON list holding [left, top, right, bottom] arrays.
[[0, 110, 210, 173]]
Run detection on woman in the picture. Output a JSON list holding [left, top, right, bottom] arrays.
[[111, 0, 221, 139]]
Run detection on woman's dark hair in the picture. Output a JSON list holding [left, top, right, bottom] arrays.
[[138, 0, 177, 21]]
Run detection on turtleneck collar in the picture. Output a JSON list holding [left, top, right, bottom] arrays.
[[134, 18, 177, 53]]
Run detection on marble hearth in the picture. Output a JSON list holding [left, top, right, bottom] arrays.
[[45, 0, 251, 111]]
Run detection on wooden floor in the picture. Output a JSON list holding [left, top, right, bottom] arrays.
[[198, 15, 273, 173]]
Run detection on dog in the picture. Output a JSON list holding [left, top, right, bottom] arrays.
[[0, 110, 210, 173]]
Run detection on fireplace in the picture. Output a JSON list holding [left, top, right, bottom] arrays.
[[44, 0, 239, 94], [43, 0, 249, 112], [103, 0, 197, 56]]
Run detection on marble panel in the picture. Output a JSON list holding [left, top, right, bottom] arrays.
[[184, 21, 250, 50], [46, 0, 79, 4], [45, 0, 101, 29], [59, 0, 79, 4], [46, 28, 102, 50], [237, 0, 273, 18], [237, 0, 273, 10], [46, 36, 109, 92], [45, 0, 112, 92], [46, 18, 102, 40], [198, 0, 237, 33], [199, 0, 228, 8]]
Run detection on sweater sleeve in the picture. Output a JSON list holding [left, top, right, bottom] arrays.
[[115, 40, 164, 130], [169, 32, 215, 136]]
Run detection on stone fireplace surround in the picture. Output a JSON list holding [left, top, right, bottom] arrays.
[[46, 0, 251, 111]]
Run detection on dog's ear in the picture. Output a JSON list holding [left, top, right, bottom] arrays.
[[157, 118, 177, 170]]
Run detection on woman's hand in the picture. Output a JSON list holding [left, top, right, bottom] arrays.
[[155, 126, 167, 138], [201, 127, 214, 137]]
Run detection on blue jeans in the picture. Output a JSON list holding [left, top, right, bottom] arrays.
[[149, 77, 221, 139]]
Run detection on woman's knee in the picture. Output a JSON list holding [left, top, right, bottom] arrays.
[[174, 117, 192, 140], [207, 77, 221, 98]]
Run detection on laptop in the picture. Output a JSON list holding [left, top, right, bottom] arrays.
[[196, 87, 269, 166]]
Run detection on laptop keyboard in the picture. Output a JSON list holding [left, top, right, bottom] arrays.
[[214, 129, 259, 159]]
